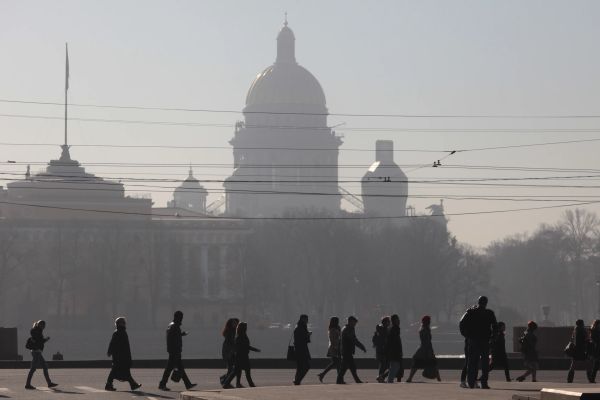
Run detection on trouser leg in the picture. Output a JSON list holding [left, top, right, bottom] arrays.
[[26, 364, 36, 386], [467, 340, 481, 388], [567, 360, 575, 382], [337, 359, 348, 383], [244, 368, 255, 386], [460, 340, 468, 382], [479, 346, 490, 385], [174, 356, 192, 386], [348, 357, 360, 382], [321, 357, 339, 376], [39, 355, 51, 385], [106, 368, 115, 385], [160, 355, 175, 385], [387, 361, 400, 383]]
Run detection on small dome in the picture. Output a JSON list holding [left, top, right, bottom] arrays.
[[175, 168, 207, 194]]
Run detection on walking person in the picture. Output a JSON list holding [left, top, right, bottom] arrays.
[[459, 303, 477, 388], [516, 321, 538, 382], [317, 316, 341, 383], [293, 314, 312, 385], [222, 322, 260, 388], [105, 317, 141, 391], [587, 319, 600, 383], [336, 316, 367, 384], [489, 321, 511, 382], [406, 316, 441, 382], [567, 319, 590, 383], [385, 314, 403, 383], [461, 296, 497, 389], [373, 316, 390, 382], [220, 318, 239, 385], [25, 320, 58, 390], [159, 311, 197, 391]]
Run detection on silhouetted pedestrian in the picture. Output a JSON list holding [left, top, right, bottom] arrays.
[[220, 318, 239, 385], [25, 320, 58, 390], [489, 321, 511, 381], [293, 314, 312, 385], [461, 296, 497, 389], [159, 311, 197, 391], [222, 322, 260, 388], [406, 316, 441, 382], [336, 316, 366, 384], [588, 319, 600, 383], [567, 319, 590, 383], [516, 321, 538, 382], [317, 316, 341, 383], [385, 314, 403, 383], [105, 317, 141, 391], [373, 316, 390, 382], [459, 304, 477, 388]]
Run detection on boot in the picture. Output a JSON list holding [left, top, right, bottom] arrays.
[[567, 369, 575, 383]]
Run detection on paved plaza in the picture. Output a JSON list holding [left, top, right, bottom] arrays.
[[0, 369, 598, 400]]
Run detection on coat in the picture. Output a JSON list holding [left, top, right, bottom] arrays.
[[107, 327, 133, 380], [341, 325, 366, 358], [166, 322, 184, 355], [222, 331, 236, 361], [412, 327, 436, 368], [572, 326, 588, 361], [234, 334, 259, 369], [326, 327, 341, 358], [385, 325, 403, 362], [29, 327, 48, 352], [491, 332, 508, 360], [520, 330, 538, 363], [293, 324, 311, 360], [590, 328, 600, 360], [373, 324, 388, 356]]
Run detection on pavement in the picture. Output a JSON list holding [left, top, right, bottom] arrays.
[[0, 368, 597, 400]]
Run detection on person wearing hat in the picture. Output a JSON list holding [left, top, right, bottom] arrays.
[[159, 311, 197, 391], [462, 296, 497, 389], [406, 315, 441, 382], [105, 317, 141, 391], [336, 316, 367, 384]]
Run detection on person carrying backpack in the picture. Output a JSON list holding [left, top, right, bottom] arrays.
[[25, 320, 58, 390]]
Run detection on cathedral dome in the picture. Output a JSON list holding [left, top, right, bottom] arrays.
[[244, 20, 327, 111]]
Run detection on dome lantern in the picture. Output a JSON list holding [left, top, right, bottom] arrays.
[[276, 16, 296, 64]]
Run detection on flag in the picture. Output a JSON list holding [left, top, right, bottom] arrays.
[[65, 43, 69, 91]]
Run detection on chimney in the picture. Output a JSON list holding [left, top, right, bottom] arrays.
[[375, 140, 394, 164]]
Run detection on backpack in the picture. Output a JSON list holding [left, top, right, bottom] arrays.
[[25, 337, 34, 350], [459, 309, 474, 337]]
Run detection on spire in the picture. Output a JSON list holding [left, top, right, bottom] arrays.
[[276, 16, 296, 64], [188, 164, 194, 179]]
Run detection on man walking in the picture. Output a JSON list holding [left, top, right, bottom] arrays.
[[159, 311, 197, 391], [337, 316, 367, 384], [461, 296, 497, 389]]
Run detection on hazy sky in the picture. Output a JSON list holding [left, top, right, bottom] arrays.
[[2, 0, 600, 246]]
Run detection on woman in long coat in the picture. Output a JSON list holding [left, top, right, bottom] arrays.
[[588, 319, 600, 383], [317, 316, 341, 382], [567, 319, 590, 383], [293, 314, 312, 385], [406, 316, 441, 382], [516, 321, 539, 382], [105, 317, 141, 391]]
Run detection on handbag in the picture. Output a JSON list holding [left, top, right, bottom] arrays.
[[286, 333, 296, 361], [170, 368, 182, 382], [25, 337, 34, 350], [422, 365, 437, 379], [564, 341, 576, 358]]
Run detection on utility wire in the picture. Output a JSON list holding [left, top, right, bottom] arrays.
[[1, 199, 598, 220], [3, 98, 600, 119]]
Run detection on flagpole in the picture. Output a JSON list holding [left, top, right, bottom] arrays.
[[64, 42, 68, 147]]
